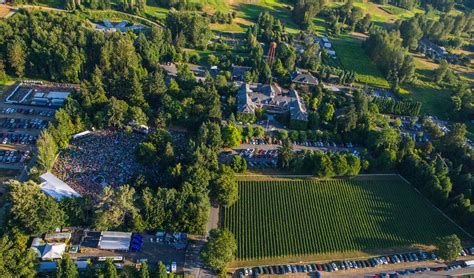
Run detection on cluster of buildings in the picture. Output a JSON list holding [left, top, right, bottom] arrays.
[[160, 62, 321, 129], [5, 81, 77, 107], [418, 39, 458, 63], [236, 83, 309, 129], [31, 230, 142, 272]]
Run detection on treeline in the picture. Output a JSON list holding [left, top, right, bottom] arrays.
[[372, 97, 421, 116], [166, 11, 212, 49], [292, 0, 325, 29], [63, 0, 146, 14], [398, 13, 473, 50], [324, 0, 373, 34], [277, 140, 364, 176], [364, 28, 415, 88], [399, 123, 474, 233], [374, 0, 417, 10]]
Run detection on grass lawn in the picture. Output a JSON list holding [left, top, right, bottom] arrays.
[[145, 0, 169, 21], [36, 0, 64, 8], [397, 55, 451, 118], [331, 35, 390, 88], [222, 176, 471, 265], [327, 2, 423, 24]]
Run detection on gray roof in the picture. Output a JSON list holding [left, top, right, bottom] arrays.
[[236, 83, 308, 122], [291, 71, 319, 86], [237, 84, 256, 114], [289, 89, 308, 121]]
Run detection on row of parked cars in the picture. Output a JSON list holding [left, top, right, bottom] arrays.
[[1, 107, 54, 117], [1, 133, 37, 145], [374, 260, 472, 277], [238, 247, 474, 277], [2, 118, 49, 130], [239, 149, 278, 159], [246, 139, 356, 150], [0, 150, 30, 164], [293, 141, 355, 149]]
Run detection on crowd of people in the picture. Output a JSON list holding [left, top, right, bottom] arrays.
[[53, 129, 145, 195]]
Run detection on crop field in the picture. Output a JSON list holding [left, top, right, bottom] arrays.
[[331, 35, 390, 88], [222, 176, 470, 261]]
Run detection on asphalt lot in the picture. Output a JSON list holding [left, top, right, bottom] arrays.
[[0, 102, 56, 176], [234, 258, 474, 278], [70, 234, 186, 271]]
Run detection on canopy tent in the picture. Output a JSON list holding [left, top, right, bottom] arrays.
[[39, 172, 81, 201], [41, 243, 66, 260], [98, 231, 132, 251]]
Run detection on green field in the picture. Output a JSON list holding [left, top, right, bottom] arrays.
[[222, 176, 470, 262], [331, 35, 390, 88]]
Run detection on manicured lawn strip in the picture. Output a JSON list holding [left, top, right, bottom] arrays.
[[222, 176, 470, 261]]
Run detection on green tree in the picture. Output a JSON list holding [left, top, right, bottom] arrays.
[[157, 261, 167, 278], [222, 124, 241, 148], [7, 39, 26, 78], [211, 166, 238, 207], [201, 228, 237, 275], [56, 255, 78, 278], [279, 130, 288, 141], [230, 156, 247, 173], [434, 60, 449, 84], [135, 142, 158, 164], [139, 261, 150, 278], [278, 139, 293, 169], [0, 58, 7, 82], [36, 129, 59, 171], [94, 185, 140, 230], [140, 187, 165, 231], [0, 233, 37, 278], [436, 234, 461, 262], [8, 180, 65, 234], [105, 97, 129, 128], [104, 259, 118, 278], [128, 106, 148, 126], [320, 102, 335, 122]]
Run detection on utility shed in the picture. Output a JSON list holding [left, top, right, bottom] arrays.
[[98, 231, 132, 251], [39, 172, 81, 201]]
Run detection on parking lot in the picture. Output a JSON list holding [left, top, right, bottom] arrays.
[[235, 140, 361, 168], [0, 102, 56, 171], [69, 233, 186, 272], [235, 248, 474, 278]]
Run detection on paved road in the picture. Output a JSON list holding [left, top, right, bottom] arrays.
[[207, 206, 219, 235], [183, 237, 217, 278]]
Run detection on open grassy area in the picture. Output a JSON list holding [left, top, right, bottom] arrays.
[[327, 2, 423, 25], [331, 35, 390, 88], [144, 0, 300, 32], [397, 55, 450, 118], [222, 176, 470, 263]]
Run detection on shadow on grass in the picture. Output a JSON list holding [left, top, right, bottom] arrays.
[[234, 3, 298, 30]]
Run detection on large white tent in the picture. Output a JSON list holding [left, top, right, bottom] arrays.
[[98, 231, 132, 251], [39, 172, 81, 201], [41, 243, 66, 260]]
